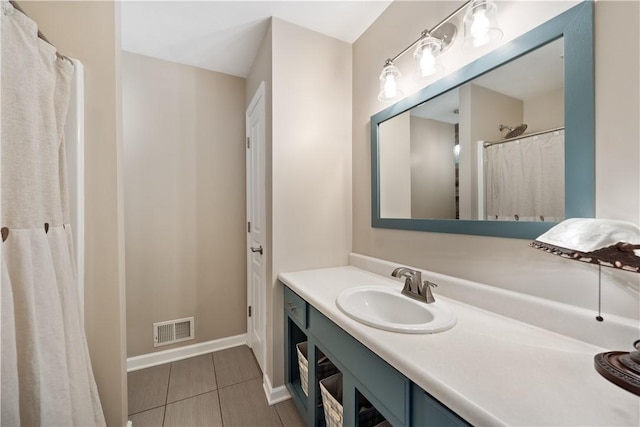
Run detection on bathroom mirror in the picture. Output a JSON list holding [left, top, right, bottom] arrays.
[[379, 39, 564, 221], [371, 2, 594, 239]]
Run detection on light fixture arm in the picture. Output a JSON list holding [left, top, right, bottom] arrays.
[[384, 0, 471, 66], [377, 0, 502, 102]]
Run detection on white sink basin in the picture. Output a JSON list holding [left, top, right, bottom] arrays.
[[336, 286, 456, 334]]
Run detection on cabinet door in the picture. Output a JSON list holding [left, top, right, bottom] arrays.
[[411, 384, 470, 426]]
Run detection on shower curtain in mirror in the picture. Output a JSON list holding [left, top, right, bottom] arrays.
[[485, 130, 564, 222], [1, 4, 106, 426]]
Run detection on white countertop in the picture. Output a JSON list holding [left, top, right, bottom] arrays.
[[278, 263, 640, 426]]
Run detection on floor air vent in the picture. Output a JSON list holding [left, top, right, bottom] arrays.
[[154, 317, 195, 347]]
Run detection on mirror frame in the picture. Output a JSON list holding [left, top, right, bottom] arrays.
[[371, 1, 594, 239]]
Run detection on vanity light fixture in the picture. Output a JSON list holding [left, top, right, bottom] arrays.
[[377, 0, 502, 102], [531, 218, 640, 396], [463, 0, 503, 49], [378, 60, 403, 102]]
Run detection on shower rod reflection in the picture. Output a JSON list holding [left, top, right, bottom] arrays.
[[483, 126, 565, 148]]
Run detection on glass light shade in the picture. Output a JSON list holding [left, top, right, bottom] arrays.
[[413, 36, 444, 80], [463, 0, 503, 49], [378, 63, 403, 102]]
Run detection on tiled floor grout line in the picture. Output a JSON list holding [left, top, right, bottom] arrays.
[[128, 408, 159, 422], [162, 362, 172, 426], [211, 352, 226, 427], [274, 403, 285, 427], [128, 405, 165, 417], [217, 375, 262, 391]]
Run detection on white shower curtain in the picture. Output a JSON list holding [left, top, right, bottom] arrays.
[[485, 130, 564, 222], [1, 3, 106, 426]]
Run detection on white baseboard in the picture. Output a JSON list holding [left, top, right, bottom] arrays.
[[263, 373, 291, 405], [127, 334, 247, 372]]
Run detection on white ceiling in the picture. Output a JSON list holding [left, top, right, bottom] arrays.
[[120, 1, 392, 78]]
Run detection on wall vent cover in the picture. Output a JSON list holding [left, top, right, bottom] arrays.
[[153, 317, 195, 347]]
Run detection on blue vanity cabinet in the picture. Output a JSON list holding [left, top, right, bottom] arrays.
[[283, 285, 470, 427], [411, 384, 470, 427]]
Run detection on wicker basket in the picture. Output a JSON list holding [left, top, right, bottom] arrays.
[[296, 342, 339, 397], [296, 342, 310, 396], [319, 373, 343, 427], [319, 373, 385, 427]]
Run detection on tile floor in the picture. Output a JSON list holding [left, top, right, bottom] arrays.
[[128, 345, 305, 427]]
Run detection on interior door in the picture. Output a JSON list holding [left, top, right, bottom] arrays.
[[246, 82, 266, 374]]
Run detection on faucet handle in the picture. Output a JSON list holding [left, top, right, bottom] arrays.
[[423, 280, 437, 288], [419, 280, 437, 304], [417, 280, 435, 294]]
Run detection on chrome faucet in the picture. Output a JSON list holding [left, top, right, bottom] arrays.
[[391, 267, 437, 304]]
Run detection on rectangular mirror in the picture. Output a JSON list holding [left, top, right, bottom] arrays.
[[371, 2, 594, 239]]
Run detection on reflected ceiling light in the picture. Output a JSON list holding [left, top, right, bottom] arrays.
[[377, 0, 501, 102], [378, 60, 403, 102], [453, 143, 461, 163], [463, 0, 503, 49]]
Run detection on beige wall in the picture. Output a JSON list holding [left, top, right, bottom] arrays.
[[524, 88, 564, 132], [595, 1, 640, 223], [410, 117, 456, 219], [379, 112, 411, 218], [247, 18, 352, 387], [18, 1, 127, 425], [122, 53, 247, 357], [353, 1, 640, 321]]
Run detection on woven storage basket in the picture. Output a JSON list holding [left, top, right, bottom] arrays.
[[319, 373, 385, 427], [296, 342, 339, 397], [296, 342, 310, 396], [319, 373, 343, 427]]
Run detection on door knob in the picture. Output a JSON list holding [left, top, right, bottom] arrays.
[[250, 245, 263, 255]]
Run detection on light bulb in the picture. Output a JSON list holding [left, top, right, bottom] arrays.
[[419, 50, 436, 77], [383, 75, 397, 99], [413, 36, 443, 80], [463, 0, 502, 49], [471, 9, 490, 37], [471, 9, 491, 47], [378, 62, 402, 101]]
